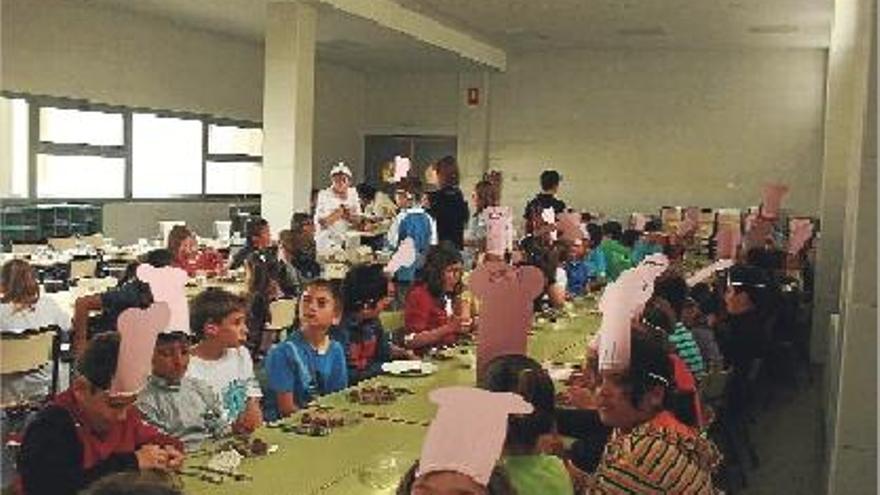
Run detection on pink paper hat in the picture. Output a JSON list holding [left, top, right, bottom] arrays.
[[110, 302, 171, 397], [393, 155, 411, 182], [787, 218, 814, 255], [557, 212, 583, 243], [761, 183, 789, 219], [136, 265, 190, 334], [715, 224, 741, 260], [418, 387, 533, 486], [597, 254, 668, 370], [483, 206, 514, 256], [384, 237, 417, 275]]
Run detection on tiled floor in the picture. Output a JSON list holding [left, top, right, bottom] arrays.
[[739, 368, 825, 495]]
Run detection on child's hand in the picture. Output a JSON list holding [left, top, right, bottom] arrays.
[[136, 444, 170, 471], [163, 445, 185, 471]]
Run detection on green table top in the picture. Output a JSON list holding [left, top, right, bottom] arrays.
[[183, 297, 602, 494]]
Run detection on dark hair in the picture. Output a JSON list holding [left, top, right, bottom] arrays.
[[727, 264, 770, 313], [246, 217, 269, 247], [290, 212, 312, 233], [539, 170, 561, 191], [77, 332, 121, 390], [0, 259, 38, 308], [434, 156, 460, 187], [644, 219, 662, 232], [356, 183, 377, 202], [586, 223, 603, 248], [155, 332, 190, 346], [641, 302, 675, 334], [342, 264, 388, 314], [689, 283, 720, 316], [245, 253, 293, 347], [189, 288, 248, 340], [421, 241, 463, 299], [300, 279, 342, 316], [480, 354, 555, 450], [620, 229, 640, 249], [85, 471, 182, 495], [602, 221, 623, 241], [473, 180, 500, 214], [396, 462, 515, 495], [166, 225, 193, 260], [142, 249, 174, 269], [622, 330, 674, 410], [653, 275, 689, 318], [396, 177, 424, 201]]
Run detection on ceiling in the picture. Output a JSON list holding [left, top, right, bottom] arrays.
[[397, 0, 833, 51], [83, 0, 486, 72], [84, 0, 833, 72]]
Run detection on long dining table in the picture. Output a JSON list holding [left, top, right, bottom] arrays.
[[183, 296, 602, 495]]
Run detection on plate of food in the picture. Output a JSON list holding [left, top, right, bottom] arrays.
[[381, 360, 438, 377]]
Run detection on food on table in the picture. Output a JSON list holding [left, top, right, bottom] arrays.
[[348, 384, 413, 405]]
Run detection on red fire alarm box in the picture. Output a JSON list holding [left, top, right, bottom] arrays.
[[467, 87, 479, 106]]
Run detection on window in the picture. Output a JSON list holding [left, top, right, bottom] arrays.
[[132, 113, 203, 198], [40, 107, 123, 146], [206, 161, 261, 194], [3, 92, 263, 199], [0, 97, 29, 198], [36, 155, 125, 198], [206, 124, 262, 195]]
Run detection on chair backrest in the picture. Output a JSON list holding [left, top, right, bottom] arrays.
[[379, 311, 404, 332], [47, 237, 78, 251], [11, 244, 42, 255], [1, 331, 55, 375], [266, 299, 297, 330], [80, 233, 104, 249], [69, 259, 98, 280]]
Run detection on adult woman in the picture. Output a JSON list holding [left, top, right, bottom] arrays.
[[402, 242, 470, 352], [586, 330, 720, 493], [0, 260, 71, 404], [314, 163, 362, 255], [166, 225, 196, 272], [427, 156, 469, 250]]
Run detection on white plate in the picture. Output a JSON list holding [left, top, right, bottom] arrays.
[[381, 360, 438, 377]]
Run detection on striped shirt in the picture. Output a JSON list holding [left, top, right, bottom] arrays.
[[587, 411, 721, 494], [668, 323, 706, 376]]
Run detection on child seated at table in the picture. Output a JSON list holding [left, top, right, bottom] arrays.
[[18, 333, 184, 495], [71, 249, 172, 358], [244, 252, 299, 358], [480, 355, 574, 495], [0, 259, 71, 405], [402, 242, 470, 353], [331, 264, 393, 385], [137, 331, 227, 451], [263, 280, 348, 420], [185, 289, 263, 434], [289, 213, 321, 280]]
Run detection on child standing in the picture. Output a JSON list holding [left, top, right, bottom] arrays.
[[264, 281, 348, 420], [137, 332, 227, 451], [387, 178, 437, 303], [185, 289, 263, 434]]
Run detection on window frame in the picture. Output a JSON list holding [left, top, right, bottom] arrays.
[[1, 91, 263, 202]]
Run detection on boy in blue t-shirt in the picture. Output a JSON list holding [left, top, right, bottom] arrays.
[[264, 280, 348, 420], [386, 178, 437, 302], [566, 238, 608, 295]]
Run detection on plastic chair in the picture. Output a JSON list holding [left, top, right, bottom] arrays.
[[266, 299, 297, 330], [47, 237, 77, 251], [69, 259, 98, 280]]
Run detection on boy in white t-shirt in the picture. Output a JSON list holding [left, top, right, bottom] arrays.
[[185, 289, 263, 434]]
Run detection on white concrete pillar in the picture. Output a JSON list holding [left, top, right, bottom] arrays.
[[261, 2, 317, 234], [456, 70, 492, 199]]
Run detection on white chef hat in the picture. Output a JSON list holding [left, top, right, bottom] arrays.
[[330, 162, 352, 178]]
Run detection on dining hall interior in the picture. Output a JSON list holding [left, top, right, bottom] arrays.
[[0, 0, 876, 494]]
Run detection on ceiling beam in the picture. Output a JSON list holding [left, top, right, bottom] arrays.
[[317, 0, 506, 71]]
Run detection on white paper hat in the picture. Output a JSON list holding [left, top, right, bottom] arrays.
[[330, 162, 352, 178]]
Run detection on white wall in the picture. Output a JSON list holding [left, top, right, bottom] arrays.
[[1, 0, 366, 227], [364, 73, 458, 135], [102, 201, 253, 245], [488, 49, 828, 218]]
